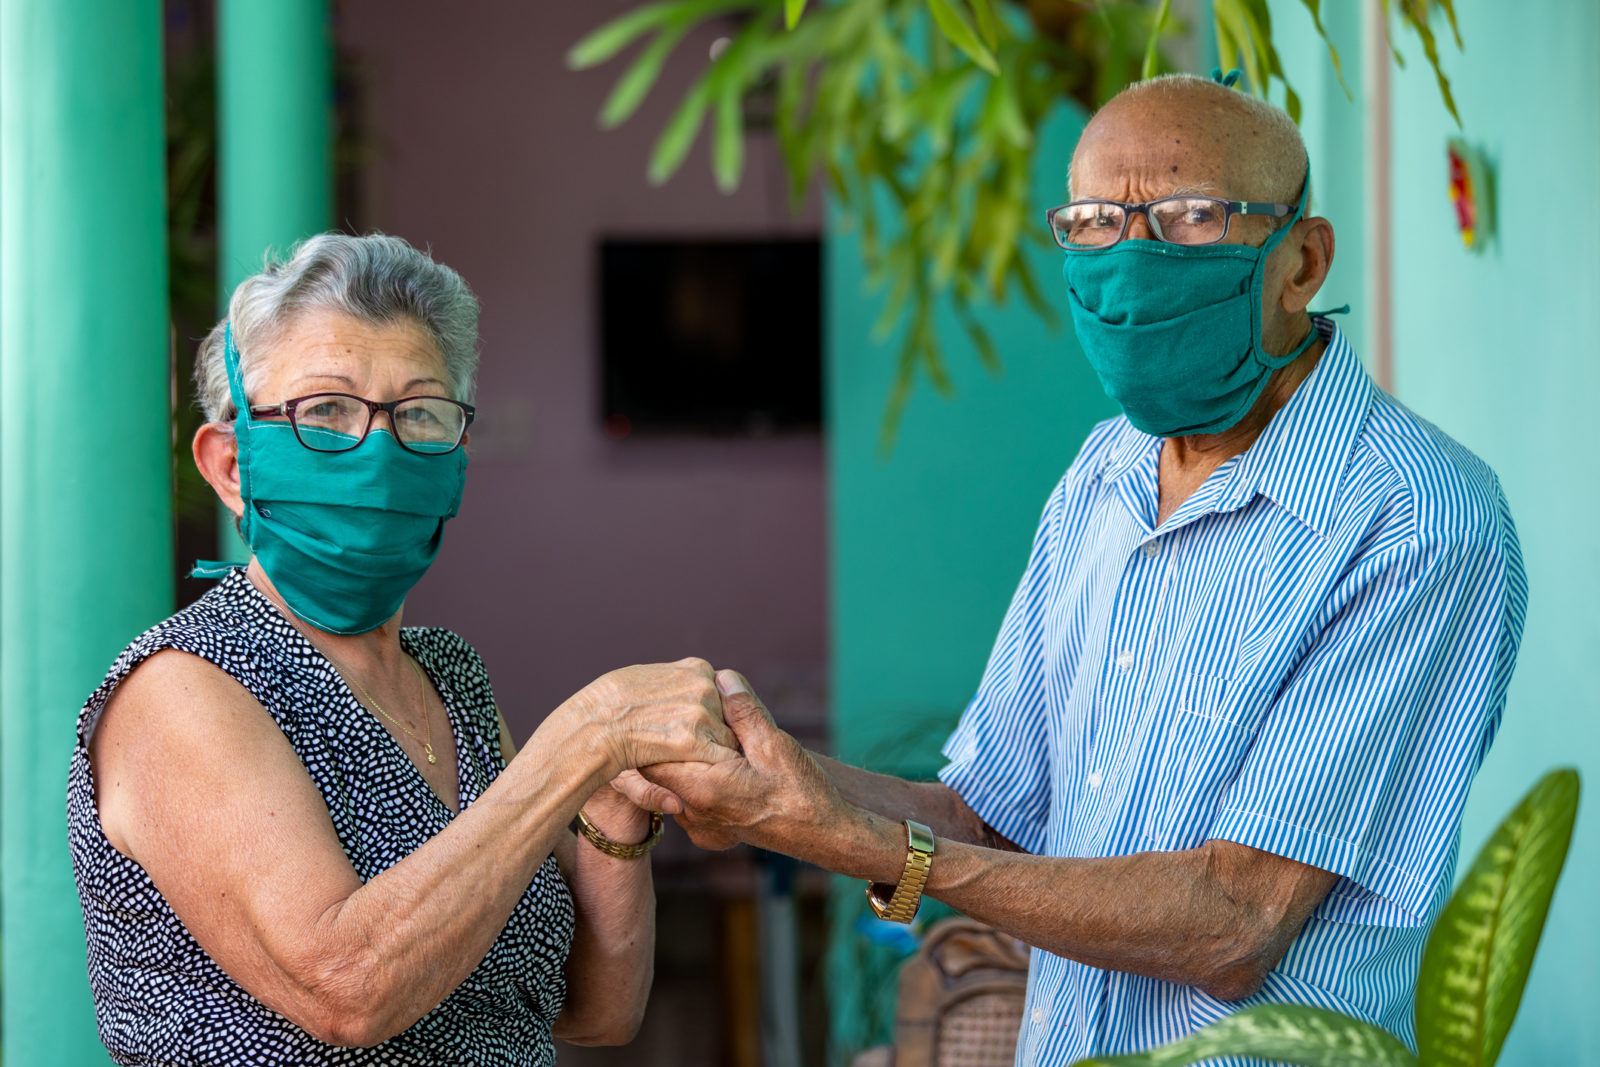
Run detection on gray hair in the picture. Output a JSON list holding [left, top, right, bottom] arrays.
[[194, 232, 480, 424]]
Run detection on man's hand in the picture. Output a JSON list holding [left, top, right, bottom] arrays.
[[624, 670, 845, 853]]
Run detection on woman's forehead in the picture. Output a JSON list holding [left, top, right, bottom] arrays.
[[260, 310, 444, 379]]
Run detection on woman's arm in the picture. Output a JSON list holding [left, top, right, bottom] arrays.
[[494, 716, 657, 1047], [91, 651, 731, 1048]]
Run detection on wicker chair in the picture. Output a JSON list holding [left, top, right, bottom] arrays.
[[851, 918, 1030, 1067]]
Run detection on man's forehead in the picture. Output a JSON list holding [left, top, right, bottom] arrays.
[[1069, 86, 1303, 202]]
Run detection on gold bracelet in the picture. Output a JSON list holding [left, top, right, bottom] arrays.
[[576, 809, 664, 860]]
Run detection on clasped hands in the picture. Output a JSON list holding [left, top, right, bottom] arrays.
[[574, 658, 845, 856]]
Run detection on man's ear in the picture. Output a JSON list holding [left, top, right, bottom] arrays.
[[1277, 216, 1336, 316], [193, 422, 244, 522]]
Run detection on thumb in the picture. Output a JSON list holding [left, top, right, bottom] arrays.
[[611, 769, 683, 816], [715, 669, 776, 746]]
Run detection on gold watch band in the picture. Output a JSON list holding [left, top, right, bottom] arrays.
[[865, 819, 936, 924], [576, 809, 664, 859]]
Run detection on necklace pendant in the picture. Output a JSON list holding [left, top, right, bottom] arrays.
[[425, 743, 437, 765]]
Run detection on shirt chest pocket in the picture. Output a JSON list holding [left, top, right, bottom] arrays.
[[1139, 673, 1255, 850]]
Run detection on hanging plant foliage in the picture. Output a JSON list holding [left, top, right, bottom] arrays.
[[571, 0, 1462, 449]]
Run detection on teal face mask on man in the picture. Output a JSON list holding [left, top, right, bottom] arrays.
[[1061, 164, 1319, 438], [194, 323, 468, 635]]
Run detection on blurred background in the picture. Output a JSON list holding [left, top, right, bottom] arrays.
[[2, 1, 1594, 1065]]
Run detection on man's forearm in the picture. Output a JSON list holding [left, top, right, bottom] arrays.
[[811, 754, 1022, 852], [778, 803, 1331, 1001]]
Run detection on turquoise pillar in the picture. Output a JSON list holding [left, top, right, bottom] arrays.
[[216, 0, 332, 554], [0, 1, 174, 1063]]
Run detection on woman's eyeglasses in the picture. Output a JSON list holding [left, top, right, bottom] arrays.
[[247, 393, 475, 455]]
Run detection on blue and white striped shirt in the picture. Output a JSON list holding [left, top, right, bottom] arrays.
[[939, 320, 1526, 1066]]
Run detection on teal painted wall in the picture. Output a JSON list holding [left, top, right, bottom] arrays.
[[827, 116, 1115, 778], [824, 101, 1116, 1056], [1386, 2, 1600, 1061], [1263, 0, 1368, 358]]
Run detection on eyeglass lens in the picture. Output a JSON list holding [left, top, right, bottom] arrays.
[[1052, 198, 1229, 248], [292, 394, 467, 453]]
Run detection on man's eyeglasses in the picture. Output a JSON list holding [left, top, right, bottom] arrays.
[[1045, 196, 1294, 249], [247, 393, 476, 455]]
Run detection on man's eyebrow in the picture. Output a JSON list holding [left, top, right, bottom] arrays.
[[1168, 183, 1224, 197]]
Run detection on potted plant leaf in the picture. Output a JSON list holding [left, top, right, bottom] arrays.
[[1067, 767, 1581, 1067]]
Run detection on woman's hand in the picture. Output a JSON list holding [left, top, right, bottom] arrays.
[[580, 772, 659, 840], [565, 657, 740, 782]]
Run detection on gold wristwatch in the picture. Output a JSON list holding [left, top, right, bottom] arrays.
[[865, 819, 936, 924]]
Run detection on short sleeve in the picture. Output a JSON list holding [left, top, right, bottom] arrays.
[[938, 479, 1069, 855], [1210, 505, 1524, 926]]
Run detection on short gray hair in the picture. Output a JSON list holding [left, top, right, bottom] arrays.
[[194, 232, 480, 424]]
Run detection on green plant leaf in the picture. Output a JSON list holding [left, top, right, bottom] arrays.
[[1398, 0, 1462, 127], [957, 309, 1002, 376], [1066, 1004, 1417, 1067], [925, 0, 1000, 75], [648, 79, 713, 184], [1213, 0, 1265, 97], [1437, 0, 1463, 48], [1377, 0, 1408, 66], [568, 1, 677, 69], [570, 0, 754, 67], [968, 0, 1002, 50], [1415, 768, 1581, 1067], [599, 22, 692, 128], [1295, 0, 1351, 100], [1141, 0, 1173, 80], [712, 81, 745, 192], [785, 0, 807, 30]]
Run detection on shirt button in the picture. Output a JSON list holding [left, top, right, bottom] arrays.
[[1116, 650, 1135, 672], [1142, 540, 1161, 559], [1031, 1007, 1044, 1025], [1087, 770, 1103, 789]]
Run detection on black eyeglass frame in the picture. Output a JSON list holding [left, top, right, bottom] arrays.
[[1045, 196, 1295, 249], [246, 392, 477, 455]]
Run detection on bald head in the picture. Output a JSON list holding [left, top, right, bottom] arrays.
[[1070, 74, 1307, 209]]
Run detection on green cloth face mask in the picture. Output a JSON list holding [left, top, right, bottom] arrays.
[[192, 323, 468, 635], [1061, 163, 1320, 438]]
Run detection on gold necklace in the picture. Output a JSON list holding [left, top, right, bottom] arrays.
[[335, 655, 437, 765]]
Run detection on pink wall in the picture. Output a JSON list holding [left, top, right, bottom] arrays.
[[337, 1, 827, 742]]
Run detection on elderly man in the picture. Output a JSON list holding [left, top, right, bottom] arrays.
[[634, 74, 1526, 1062]]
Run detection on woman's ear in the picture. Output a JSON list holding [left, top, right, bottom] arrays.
[[193, 423, 244, 521]]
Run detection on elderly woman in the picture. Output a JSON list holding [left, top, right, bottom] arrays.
[[67, 233, 734, 1065]]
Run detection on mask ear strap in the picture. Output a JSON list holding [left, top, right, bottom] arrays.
[[223, 322, 250, 422], [1260, 158, 1313, 257]]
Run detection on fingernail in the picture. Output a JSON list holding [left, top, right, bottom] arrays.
[[715, 670, 748, 696]]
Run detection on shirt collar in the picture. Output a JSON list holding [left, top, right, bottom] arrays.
[[1098, 318, 1372, 539], [1099, 420, 1160, 485], [1217, 318, 1373, 537]]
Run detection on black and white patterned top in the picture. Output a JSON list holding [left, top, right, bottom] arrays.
[[67, 567, 576, 1066]]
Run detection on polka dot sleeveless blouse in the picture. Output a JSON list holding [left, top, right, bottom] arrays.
[[67, 568, 576, 1065]]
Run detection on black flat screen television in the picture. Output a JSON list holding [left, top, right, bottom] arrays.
[[599, 237, 822, 438]]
